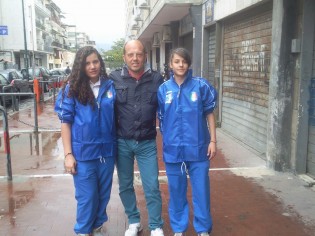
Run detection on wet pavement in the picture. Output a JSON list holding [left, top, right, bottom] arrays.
[[0, 96, 315, 236]]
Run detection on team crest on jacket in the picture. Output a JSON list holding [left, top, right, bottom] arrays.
[[165, 91, 173, 104], [191, 91, 198, 102], [106, 90, 113, 99]]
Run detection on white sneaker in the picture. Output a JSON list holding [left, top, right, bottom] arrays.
[[151, 228, 164, 236], [125, 223, 142, 236], [198, 233, 209, 236], [174, 233, 184, 236], [92, 226, 105, 236]]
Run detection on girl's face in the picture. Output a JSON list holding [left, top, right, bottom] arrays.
[[170, 53, 189, 79], [85, 52, 101, 82]]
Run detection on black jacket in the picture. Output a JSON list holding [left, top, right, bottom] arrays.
[[109, 65, 163, 141]]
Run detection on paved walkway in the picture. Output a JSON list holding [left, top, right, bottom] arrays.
[[0, 98, 315, 236]]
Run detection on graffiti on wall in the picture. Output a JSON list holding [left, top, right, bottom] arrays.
[[226, 39, 270, 78], [222, 10, 272, 107], [223, 38, 271, 107], [240, 39, 269, 77]]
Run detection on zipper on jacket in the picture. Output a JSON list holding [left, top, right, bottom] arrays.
[[95, 79, 110, 128], [96, 101, 101, 127]]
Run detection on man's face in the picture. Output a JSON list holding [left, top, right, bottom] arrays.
[[123, 41, 146, 73]]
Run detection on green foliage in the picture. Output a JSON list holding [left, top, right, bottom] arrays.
[[101, 38, 125, 63]]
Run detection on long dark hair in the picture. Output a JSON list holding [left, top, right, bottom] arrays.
[[63, 46, 107, 106]]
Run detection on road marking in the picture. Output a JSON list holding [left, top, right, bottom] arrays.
[[0, 166, 266, 179]]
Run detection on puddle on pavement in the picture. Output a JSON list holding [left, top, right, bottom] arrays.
[[0, 131, 61, 157], [0, 131, 63, 176], [0, 97, 61, 131], [0, 180, 35, 226], [0, 130, 63, 225]]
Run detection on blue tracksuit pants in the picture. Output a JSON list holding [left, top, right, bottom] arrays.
[[165, 160, 212, 234], [73, 157, 115, 234]]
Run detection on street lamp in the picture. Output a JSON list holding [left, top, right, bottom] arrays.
[[21, 0, 29, 76]]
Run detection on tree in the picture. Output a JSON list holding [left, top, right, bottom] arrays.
[[101, 38, 125, 64]]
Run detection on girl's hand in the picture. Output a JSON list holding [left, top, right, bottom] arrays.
[[207, 142, 217, 160], [64, 154, 77, 175]]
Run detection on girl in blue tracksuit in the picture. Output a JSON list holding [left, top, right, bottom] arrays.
[[54, 46, 116, 236], [157, 48, 217, 236]]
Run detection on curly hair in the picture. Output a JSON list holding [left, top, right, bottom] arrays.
[[62, 46, 107, 106]]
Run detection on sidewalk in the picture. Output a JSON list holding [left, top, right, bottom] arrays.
[[0, 98, 315, 236]]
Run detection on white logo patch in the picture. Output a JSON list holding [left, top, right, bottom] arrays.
[[165, 91, 173, 104], [106, 90, 113, 99], [191, 91, 198, 102]]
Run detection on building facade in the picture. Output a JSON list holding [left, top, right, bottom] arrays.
[[0, 0, 94, 70], [125, 0, 315, 178]]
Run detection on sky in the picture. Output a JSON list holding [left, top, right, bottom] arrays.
[[53, 0, 126, 50]]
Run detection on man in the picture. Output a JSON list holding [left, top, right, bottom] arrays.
[[109, 40, 164, 236], [65, 65, 71, 75]]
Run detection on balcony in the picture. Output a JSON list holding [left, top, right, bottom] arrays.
[[35, 19, 46, 31], [35, 0, 50, 17], [138, 0, 150, 9], [132, 0, 203, 39], [44, 39, 54, 53], [51, 41, 63, 49], [50, 21, 65, 37], [37, 39, 44, 51]]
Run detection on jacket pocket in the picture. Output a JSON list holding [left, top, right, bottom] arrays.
[[115, 85, 128, 104]]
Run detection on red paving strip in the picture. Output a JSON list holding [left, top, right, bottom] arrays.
[[1, 150, 315, 235], [131, 133, 315, 236]]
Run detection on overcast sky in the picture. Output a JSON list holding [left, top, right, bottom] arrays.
[[53, 0, 126, 50]]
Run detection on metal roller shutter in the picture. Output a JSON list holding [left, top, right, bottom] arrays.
[[208, 27, 216, 85], [221, 10, 272, 154]]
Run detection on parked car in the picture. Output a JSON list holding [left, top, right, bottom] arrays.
[[0, 72, 17, 106], [49, 69, 68, 87], [21, 67, 54, 92], [16, 70, 34, 92], [0, 69, 31, 93]]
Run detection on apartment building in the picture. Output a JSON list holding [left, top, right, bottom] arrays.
[[125, 0, 315, 178], [0, 0, 94, 70]]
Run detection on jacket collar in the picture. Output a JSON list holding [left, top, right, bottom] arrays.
[[121, 64, 152, 79], [98, 76, 112, 96]]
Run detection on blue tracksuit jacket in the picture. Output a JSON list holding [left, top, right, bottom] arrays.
[[54, 76, 116, 161], [157, 70, 217, 163]]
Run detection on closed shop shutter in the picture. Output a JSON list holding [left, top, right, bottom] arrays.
[[208, 26, 220, 122], [307, 22, 315, 177], [221, 10, 272, 153], [208, 26, 216, 85]]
